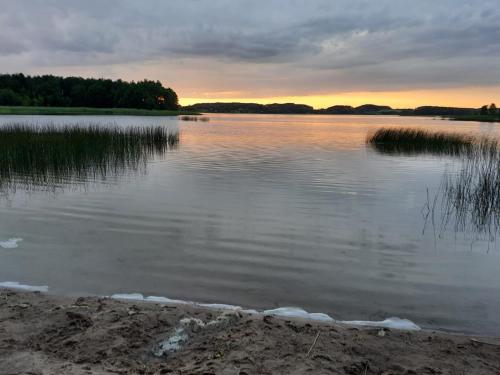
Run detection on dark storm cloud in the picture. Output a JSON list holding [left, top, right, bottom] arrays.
[[0, 0, 499, 93]]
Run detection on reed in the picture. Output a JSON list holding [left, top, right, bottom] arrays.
[[367, 127, 475, 156], [439, 138, 500, 237], [179, 115, 209, 122], [0, 123, 179, 192], [368, 127, 500, 237]]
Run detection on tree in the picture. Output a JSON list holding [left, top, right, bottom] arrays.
[[0, 88, 24, 106], [480, 105, 489, 115], [0, 74, 179, 110], [489, 103, 497, 115]]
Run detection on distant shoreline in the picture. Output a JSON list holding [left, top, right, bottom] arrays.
[[449, 115, 500, 123], [0, 105, 499, 122], [183, 102, 500, 122], [0, 106, 199, 117]]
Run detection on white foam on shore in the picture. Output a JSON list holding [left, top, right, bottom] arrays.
[[198, 303, 243, 311], [111, 293, 420, 331], [340, 317, 421, 331], [0, 284, 421, 331], [110, 293, 146, 301], [263, 307, 335, 322], [0, 287, 421, 331], [0, 238, 23, 249], [111, 293, 245, 311], [146, 296, 190, 305], [111, 293, 189, 305], [0, 281, 48, 292]]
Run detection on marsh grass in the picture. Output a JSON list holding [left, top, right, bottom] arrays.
[[0, 123, 179, 193], [367, 127, 476, 156], [438, 138, 500, 237], [179, 115, 210, 122]]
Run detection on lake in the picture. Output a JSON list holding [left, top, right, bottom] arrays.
[[1, 114, 500, 335]]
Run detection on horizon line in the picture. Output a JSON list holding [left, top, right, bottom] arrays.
[[180, 98, 493, 110]]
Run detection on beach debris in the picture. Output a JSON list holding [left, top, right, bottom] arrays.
[[152, 325, 189, 357], [0, 238, 23, 249], [306, 331, 321, 357], [152, 312, 240, 357]]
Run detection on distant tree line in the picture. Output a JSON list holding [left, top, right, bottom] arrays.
[[410, 106, 476, 116], [184, 102, 315, 114], [317, 104, 394, 114], [184, 103, 397, 114], [0, 74, 179, 110], [184, 102, 499, 117]]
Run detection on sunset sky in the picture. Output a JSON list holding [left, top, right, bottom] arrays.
[[1, 0, 499, 109]]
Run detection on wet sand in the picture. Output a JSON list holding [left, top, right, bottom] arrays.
[[1, 290, 499, 375]]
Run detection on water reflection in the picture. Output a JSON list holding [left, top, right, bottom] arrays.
[[365, 127, 500, 240], [0, 123, 179, 194], [375, 135, 500, 241], [370, 142, 469, 157], [2, 115, 500, 335], [435, 140, 500, 240]]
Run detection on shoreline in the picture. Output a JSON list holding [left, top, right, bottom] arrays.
[[449, 115, 500, 123], [1, 290, 499, 374], [1, 106, 499, 123], [0, 106, 199, 117]]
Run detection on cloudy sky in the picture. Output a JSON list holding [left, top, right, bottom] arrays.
[[1, 0, 499, 108]]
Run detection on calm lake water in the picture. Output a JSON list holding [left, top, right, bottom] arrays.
[[1, 114, 500, 335]]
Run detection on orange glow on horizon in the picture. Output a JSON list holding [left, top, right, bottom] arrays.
[[180, 87, 500, 109]]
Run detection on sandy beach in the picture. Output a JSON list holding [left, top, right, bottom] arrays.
[[0, 290, 499, 374]]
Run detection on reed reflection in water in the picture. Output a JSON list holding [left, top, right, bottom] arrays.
[[368, 127, 500, 239], [0, 123, 179, 193], [439, 138, 500, 239]]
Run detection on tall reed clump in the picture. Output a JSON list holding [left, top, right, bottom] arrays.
[[179, 115, 209, 122], [0, 123, 179, 192], [367, 127, 476, 156], [367, 127, 500, 237]]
